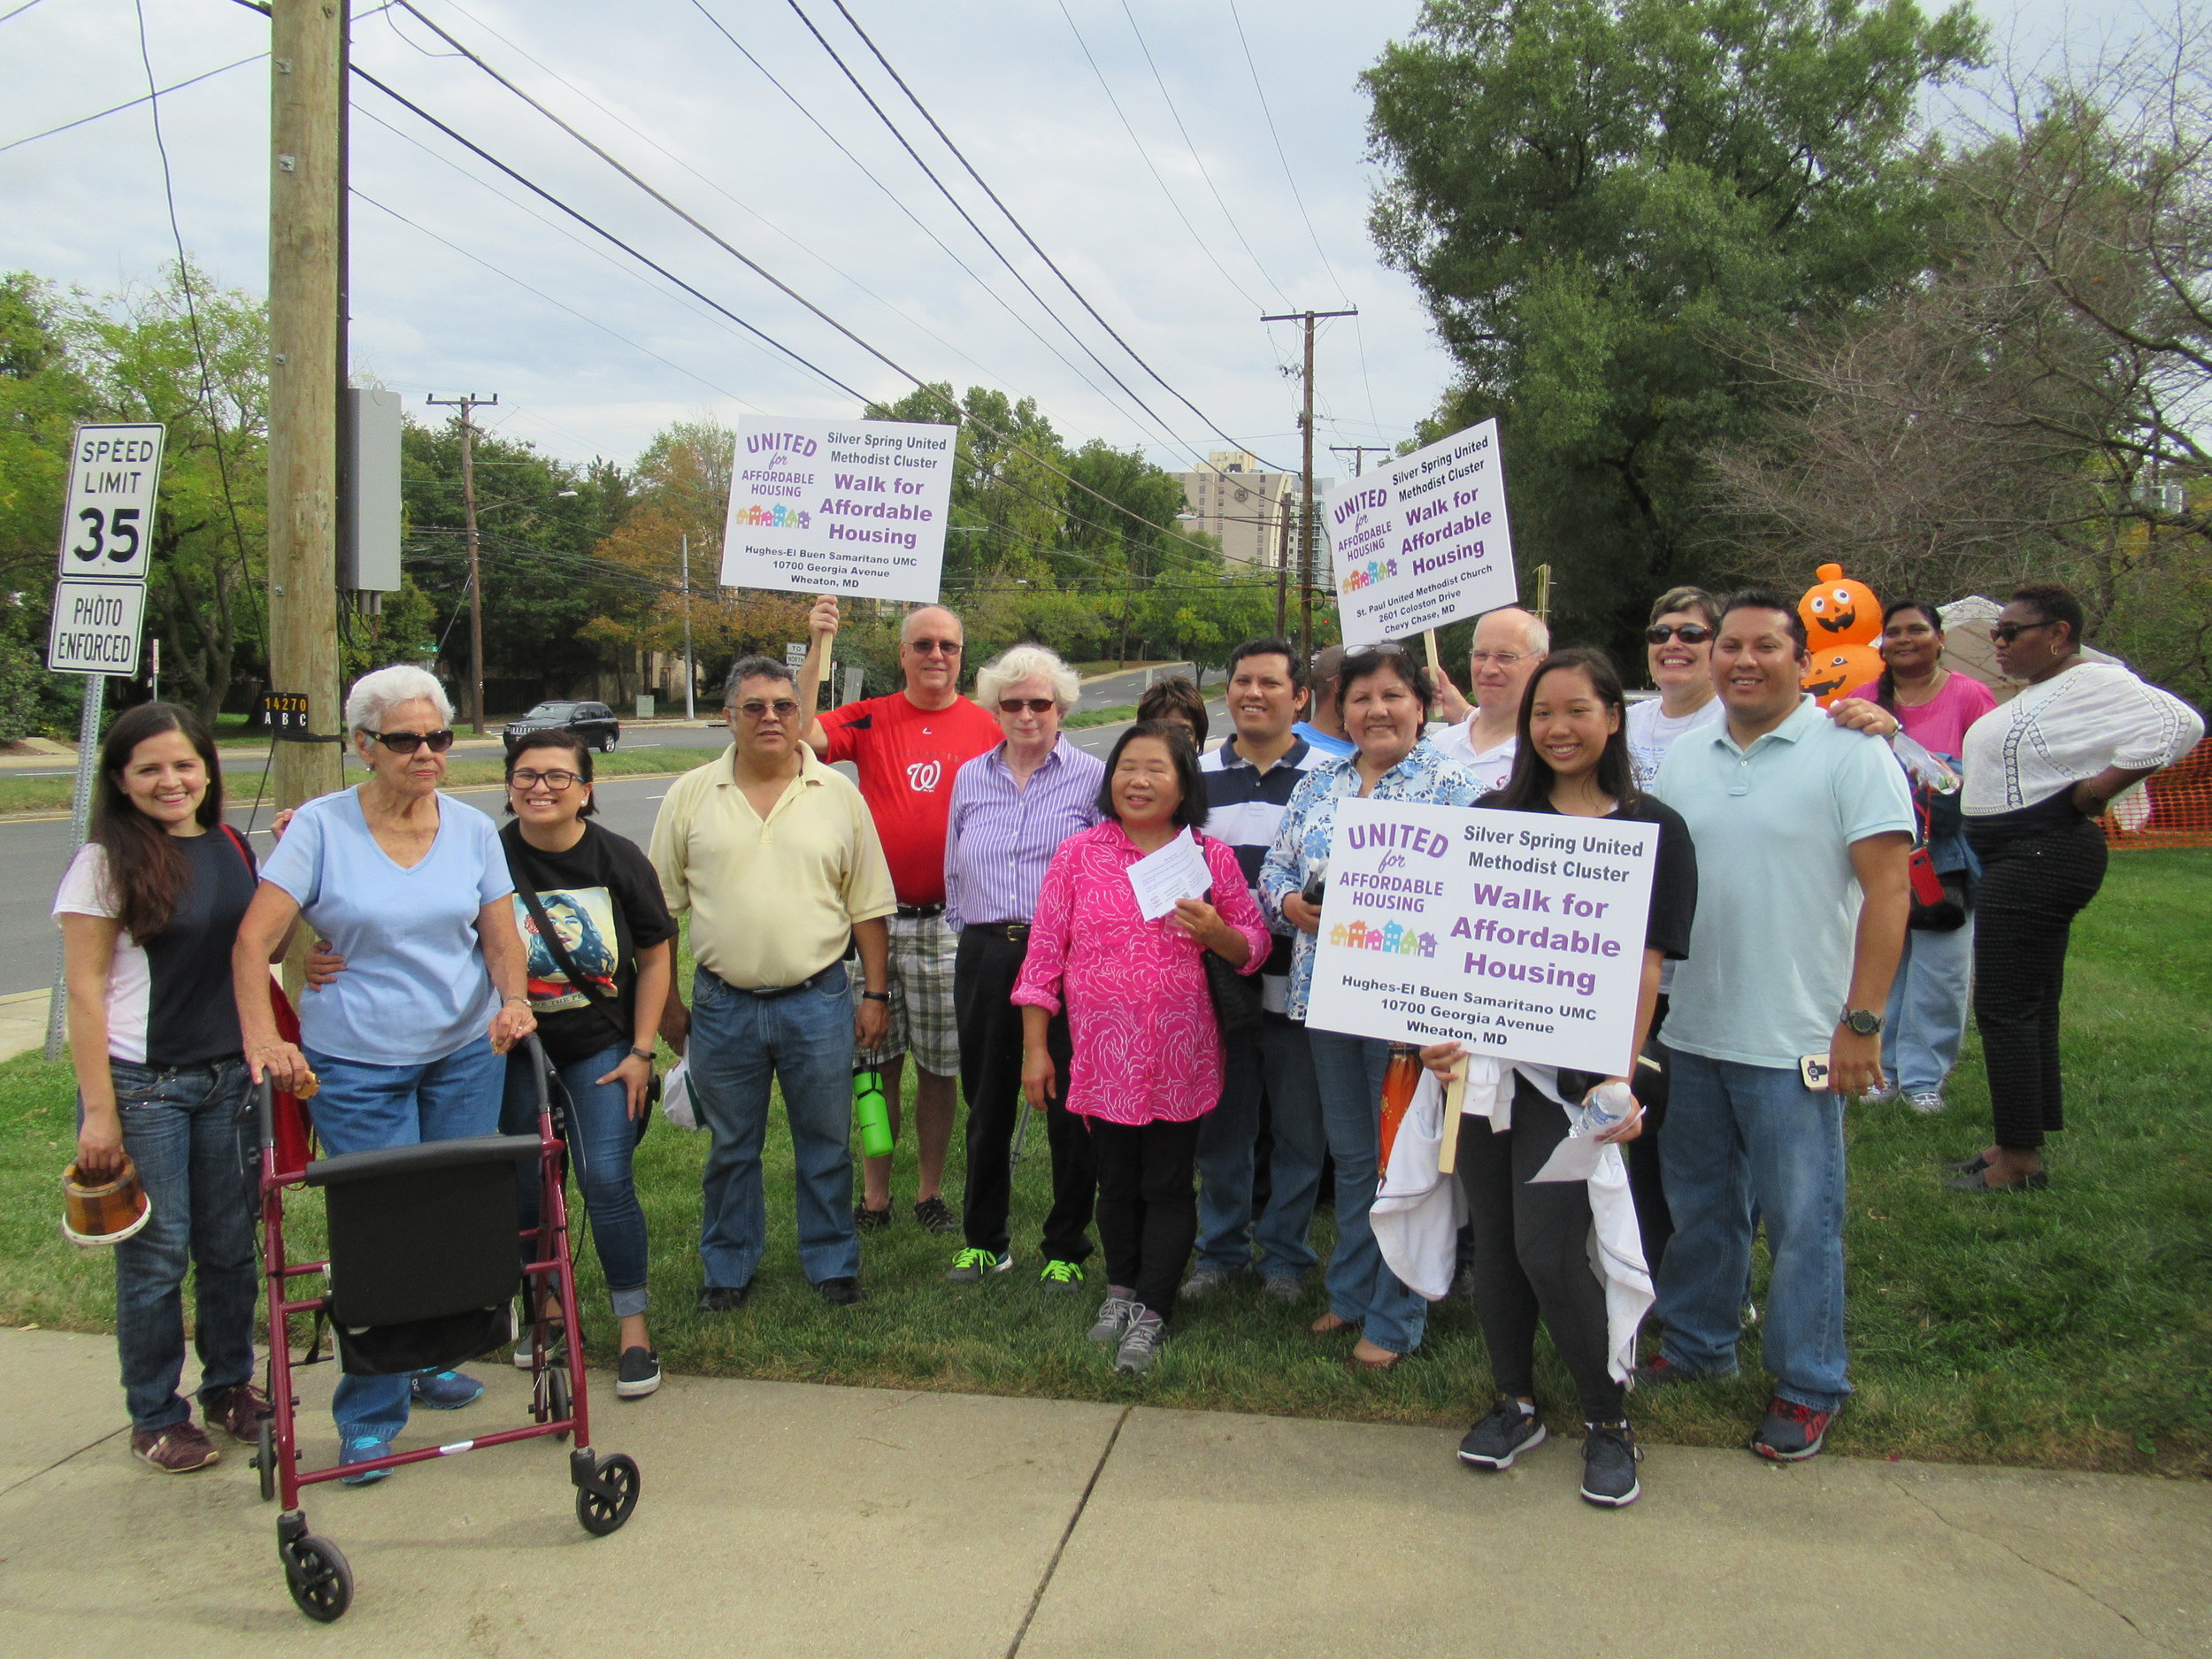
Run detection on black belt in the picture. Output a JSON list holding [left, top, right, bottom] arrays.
[[969, 920, 1030, 944], [895, 902, 945, 919], [705, 962, 844, 1000]]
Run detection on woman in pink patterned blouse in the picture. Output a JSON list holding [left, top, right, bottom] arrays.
[[1013, 722, 1271, 1376]]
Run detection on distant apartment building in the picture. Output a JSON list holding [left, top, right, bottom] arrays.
[[1173, 451, 1328, 572]]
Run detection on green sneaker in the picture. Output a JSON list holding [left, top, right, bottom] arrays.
[[945, 1247, 1012, 1284], [1038, 1258, 1085, 1294]]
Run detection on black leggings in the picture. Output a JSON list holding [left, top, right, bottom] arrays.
[[1090, 1117, 1201, 1324], [1458, 1074, 1624, 1422], [1623, 995, 1673, 1276], [1970, 818, 2108, 1151]]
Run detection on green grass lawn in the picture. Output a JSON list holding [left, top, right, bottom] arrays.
[[1064, 703, 1140, 730], [4, 851, 2206, 1474]]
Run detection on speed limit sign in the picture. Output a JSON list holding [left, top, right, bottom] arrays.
[[55, 423, 165, 584]]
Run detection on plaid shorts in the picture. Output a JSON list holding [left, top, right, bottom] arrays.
[[856, 910, 959, 1076]]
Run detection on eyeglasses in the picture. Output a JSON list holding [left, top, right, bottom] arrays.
[[998, 697, 1056, 715], [907, 638, 962, 656], [366, 729, 455, 754], [736, 699, 802, 720], [510, 768, 580, 792], [1645, 623, 1714, 645], [1991, 620, 2054, 645], [1467, 649, 1527, 666]]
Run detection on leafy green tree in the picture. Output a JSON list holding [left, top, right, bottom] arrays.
[[1363, 0, 1982, 653], [0, 273, 95, 592]]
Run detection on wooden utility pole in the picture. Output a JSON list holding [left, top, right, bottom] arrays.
[[1331, 444, 1390, 478], [1273, 502, 1290, 639], [426, 392, 497, 733], [1261, 307, 1356, 660], [266, 0, 347, 810]]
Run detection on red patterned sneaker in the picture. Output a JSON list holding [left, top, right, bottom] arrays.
[[1751, 1396, 1834, 1462], [131, 1420, 220, 1473], [204, 1381, 272, 1444]]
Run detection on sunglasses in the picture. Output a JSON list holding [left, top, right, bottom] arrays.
[[367, 728, 455, 754], [736, 699, 802, 720], [907, 638, 962, 655], [1991, 620, 2053, 645], [1645, 623, 1715, 645], [998, 697, 1056, 715], [510, 768, 581, 792]]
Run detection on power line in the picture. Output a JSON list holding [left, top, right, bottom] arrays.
[[1054, 0, 1261, 311], [0, 0, 52, 25], [0, 51, 263, 155], [817, 0, 1292, 469], [1224, 0, 1347, 305], [1117, 0, 1289, 308]]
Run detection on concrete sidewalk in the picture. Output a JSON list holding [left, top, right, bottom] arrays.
[[0, 1326, 2203, 1657]]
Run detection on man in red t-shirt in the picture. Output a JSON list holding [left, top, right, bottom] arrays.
[[798, 595, 1001, 1233]]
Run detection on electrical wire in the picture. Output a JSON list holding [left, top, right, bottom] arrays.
[[0, 0, 52, 25], [0, 52, 263, 156], [815, 0, 1291, 472], [1223, 0, 1347, 305]]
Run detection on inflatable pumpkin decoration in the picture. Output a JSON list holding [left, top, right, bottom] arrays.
[[1799, 563, 1880, 649], [1802, 643, 1884, 706]]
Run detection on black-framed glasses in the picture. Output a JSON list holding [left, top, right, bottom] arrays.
[[1991, 620, 2054, 645], [509, 768, 580, 792], [1645, 623, 1714, 645], [907, 637, 963, 655], [998, 697, 1056, 715], [367, 728, 455, 754]]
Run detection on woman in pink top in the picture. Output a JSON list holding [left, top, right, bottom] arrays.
[[1014, 721, 1271, 1376], [1837, 600, 1998, 1113]]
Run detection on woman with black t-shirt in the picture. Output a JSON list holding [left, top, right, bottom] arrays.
[[54, 704, 284, 1474], [497, 732, 675, 1399], [1420, 649, 1697, 1509]]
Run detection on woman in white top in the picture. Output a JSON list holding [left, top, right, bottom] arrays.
[[1624, 586, 1724, 788], [1952, 585, 2203, 1193]]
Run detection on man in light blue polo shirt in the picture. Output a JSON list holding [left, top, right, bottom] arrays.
[[1638, 589, 1912, 1463]]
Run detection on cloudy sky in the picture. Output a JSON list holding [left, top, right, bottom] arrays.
[[0, 0, 2136, 476]]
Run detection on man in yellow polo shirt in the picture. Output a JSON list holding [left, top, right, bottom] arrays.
[[652, 656, 895, 1310]]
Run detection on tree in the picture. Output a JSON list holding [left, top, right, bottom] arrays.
[[1363, 0, 1983, 656]]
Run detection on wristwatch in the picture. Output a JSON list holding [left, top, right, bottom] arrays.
[[1839, 1007, 1883, 1036], [862, 990, 890, 1003], [628, 1046, 655, 1064]]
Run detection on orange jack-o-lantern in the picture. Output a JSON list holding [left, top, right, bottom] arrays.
[[1798, 563, 1881, 649], [1802, 643, 1884, 706]]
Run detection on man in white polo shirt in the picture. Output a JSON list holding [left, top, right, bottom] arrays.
[[1431, 606, 1548, 793], [1635, 590, 1911, 1463]]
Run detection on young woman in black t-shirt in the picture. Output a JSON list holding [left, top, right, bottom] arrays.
[[54, 704, 280, 1474], [1420, 649, 1697, 1509]]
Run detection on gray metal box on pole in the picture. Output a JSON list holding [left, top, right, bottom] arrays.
[[340, 386, 402, 594]]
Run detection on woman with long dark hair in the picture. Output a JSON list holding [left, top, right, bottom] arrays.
[[54, 703, 281, 1474], [1420, 649, 1698, 1508], [1838, 601, 1994, 1113]]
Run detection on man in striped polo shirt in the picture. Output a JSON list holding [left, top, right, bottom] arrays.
[[1182, 637, 1328, 1302]]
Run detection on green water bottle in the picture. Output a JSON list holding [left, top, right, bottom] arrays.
[[853, 1067, 892, 1159]]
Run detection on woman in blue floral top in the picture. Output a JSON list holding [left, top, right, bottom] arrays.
[[1261, 647, 1481, 1367]]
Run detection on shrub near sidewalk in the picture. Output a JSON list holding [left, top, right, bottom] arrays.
[[2, 853, 2205, 1475]]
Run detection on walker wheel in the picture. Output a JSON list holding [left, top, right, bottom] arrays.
[[282, 1532, 352, 1622], [548, 1368, 571, 1442], [575, 1452, 639, 1536], [257, 1417, 276, 1503]]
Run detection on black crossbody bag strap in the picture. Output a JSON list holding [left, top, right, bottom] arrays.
[[513, 879, 634, 1051]]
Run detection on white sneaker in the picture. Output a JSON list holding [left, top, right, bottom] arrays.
[[1907, 1090, 1945, 1114]]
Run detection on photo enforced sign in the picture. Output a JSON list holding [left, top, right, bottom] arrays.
[[1304, 799, 1658, 1076]]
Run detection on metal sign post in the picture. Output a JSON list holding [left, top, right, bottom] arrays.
[[42, 422, 166, 1061]]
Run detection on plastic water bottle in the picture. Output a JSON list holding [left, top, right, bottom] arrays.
[[1578, 1080, 1637, 1138], [853, 1067, 893, 1159]]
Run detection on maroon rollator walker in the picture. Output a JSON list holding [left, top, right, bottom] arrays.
[[251, 1035, 640, 1622]]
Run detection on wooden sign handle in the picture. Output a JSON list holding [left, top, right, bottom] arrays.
[[1437, 1066, 1467, 1174]]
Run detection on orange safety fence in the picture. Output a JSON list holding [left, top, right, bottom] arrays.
[[2100, 733, 2212, 850]]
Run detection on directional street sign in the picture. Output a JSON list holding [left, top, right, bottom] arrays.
[[46, 422, 163, 674]]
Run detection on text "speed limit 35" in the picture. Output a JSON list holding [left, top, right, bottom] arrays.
[[57, 423, 165, 583]]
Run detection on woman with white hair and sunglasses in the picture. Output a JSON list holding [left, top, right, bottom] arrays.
[[233, 664, 536, 1484]]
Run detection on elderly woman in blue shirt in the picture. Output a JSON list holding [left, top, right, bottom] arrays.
[[234, 664, 535, 1483], [1261, 647, 1481, 1369]]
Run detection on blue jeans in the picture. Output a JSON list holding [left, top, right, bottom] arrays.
[[1309, 1030, 1426, 1355], [502, 1043, 649, 1318], [1883, 917, 1975, 1097], [305, 1036, 507, 1441], [100, 1058, 258, 1433], [1194, 1013, 1327, 1279], [1653, 1048, 1850, 1413], [687, 965, 859, 1288]]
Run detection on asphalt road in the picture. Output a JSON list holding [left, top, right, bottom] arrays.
[[0, 699, 1225, 998]]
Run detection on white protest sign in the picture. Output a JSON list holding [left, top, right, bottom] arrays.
[[1304, 798, 1657, 1075], [47, 580, 148, 674], [720, 416, 954, 603], [1323, 419, 1517, 641], [56, 422, 165, 584]]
